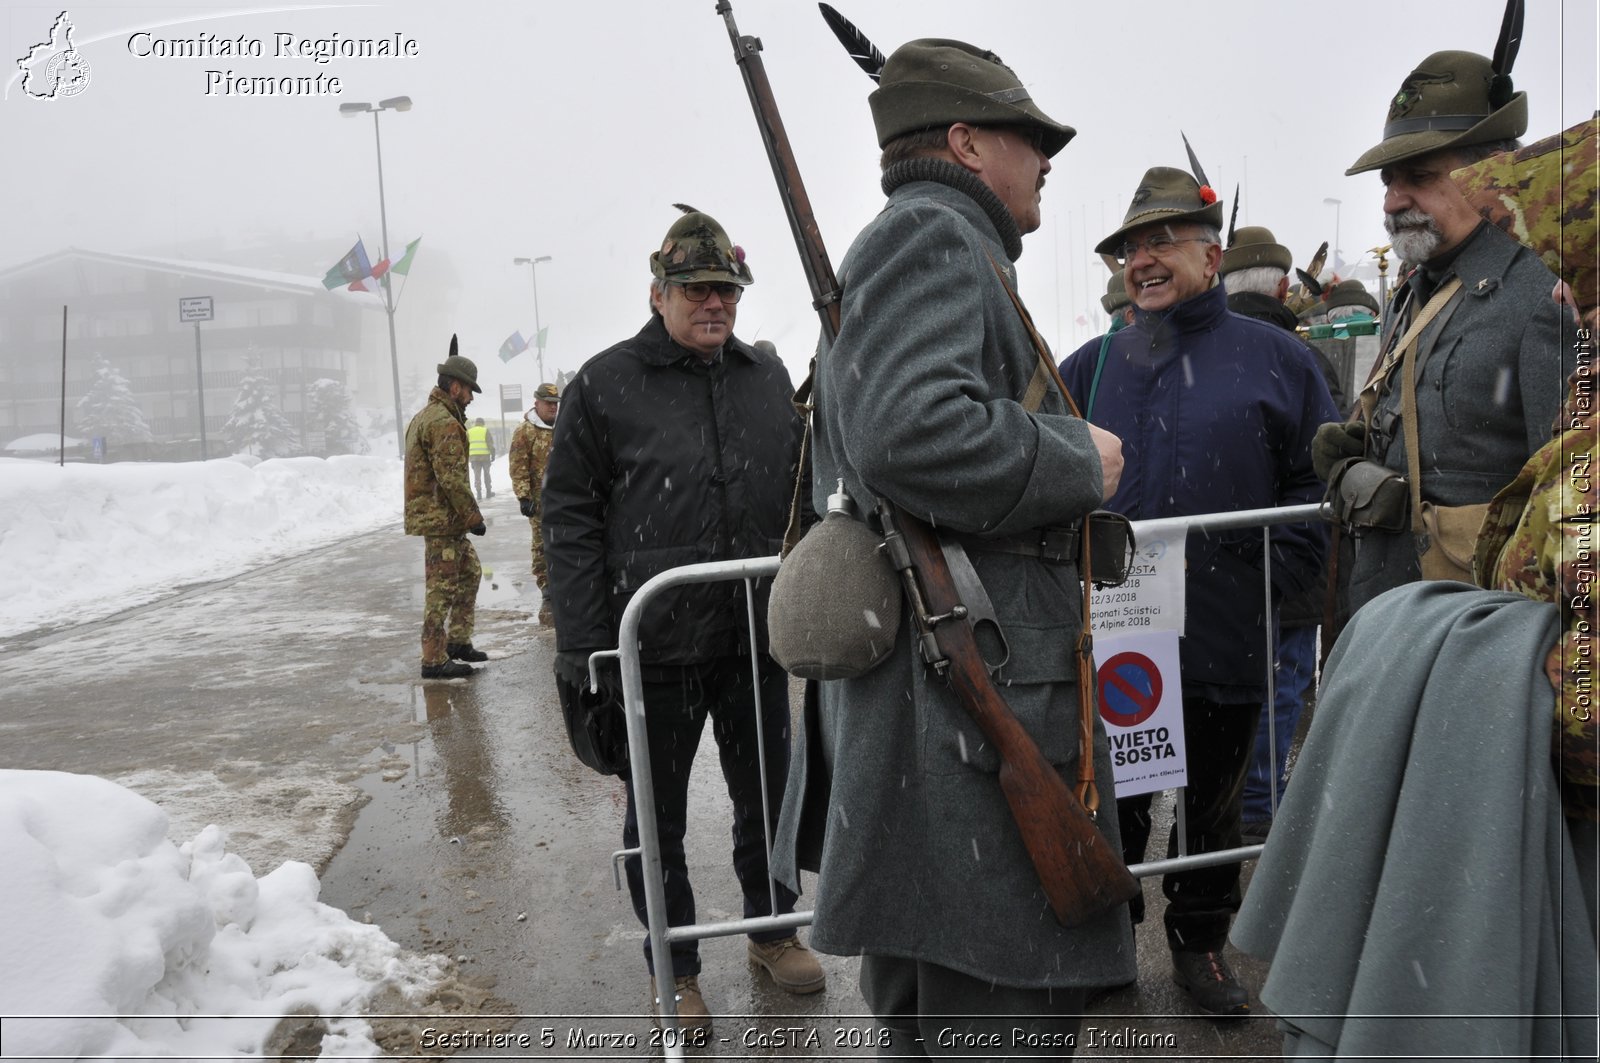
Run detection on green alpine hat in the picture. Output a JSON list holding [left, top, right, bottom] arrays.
[[1095, 166, 1225, 256], [1100, 270, 1129, 314], [868, 38, 1075, 157], [534, 382, 560, 402], [436, 335, 481, 394], [649, 206, 754, 286], [1346, 50, 1527, 175], [1220, 225, 1293, 276], [1321, 279, 1382, 316]]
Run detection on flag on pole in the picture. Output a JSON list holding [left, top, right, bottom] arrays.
[[321, 240, 373, 290], [391, 237, 422, 276], [499, 330, 529, 363], [534, 325, 549, 352]]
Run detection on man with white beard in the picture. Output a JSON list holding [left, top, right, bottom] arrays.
[[1310, 49, 1575, 613]]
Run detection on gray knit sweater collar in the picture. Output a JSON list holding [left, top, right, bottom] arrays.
[[881, 158, 1024, 261]]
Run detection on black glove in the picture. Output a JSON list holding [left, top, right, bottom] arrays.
[[519, 497, 536, 518], [554, 649, 614, 696], [1311, 421, 1367, 481], [469, 521, 487, 536]]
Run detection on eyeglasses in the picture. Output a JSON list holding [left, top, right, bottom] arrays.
[[1114, 234, 1213, 264], [676, 282, 744, 304]]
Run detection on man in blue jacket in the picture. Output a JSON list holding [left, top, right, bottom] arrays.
[[1059, 167, 1338, 1016]]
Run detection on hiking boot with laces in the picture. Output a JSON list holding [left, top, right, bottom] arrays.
[[1171, 948, 1250, 1016], [649, 974, 711, 1032], [748, 934, 826, 994], [447, 642, 489, 662]]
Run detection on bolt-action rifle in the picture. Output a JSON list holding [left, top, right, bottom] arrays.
[[714, 0, 1137, 927]]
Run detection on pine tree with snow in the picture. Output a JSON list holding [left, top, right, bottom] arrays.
[[306, 378, 367, 455], [74, 356, 153, 443], [221, 357, 299, 458]]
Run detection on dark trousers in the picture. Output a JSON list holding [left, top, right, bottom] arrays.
[[860, 955, 1086, 1060], [621, 655, 798, 977], [1117, 695, 1259, 953]]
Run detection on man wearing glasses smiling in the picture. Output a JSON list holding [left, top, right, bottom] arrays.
[[1059, 167, 1337, 1018], [540, 206, 818, 1028]]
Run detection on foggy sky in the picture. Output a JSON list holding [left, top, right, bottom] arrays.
[[1, 0, 1594, 398]]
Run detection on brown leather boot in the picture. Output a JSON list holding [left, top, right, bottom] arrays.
[[649, 974, 711, 1032], [748, 935, 826, 994]]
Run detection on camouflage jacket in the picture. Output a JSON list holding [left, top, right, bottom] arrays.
[[1475, 364, 1600, 821], [508, 414, 553, 507], [403, 387, 482, 536]]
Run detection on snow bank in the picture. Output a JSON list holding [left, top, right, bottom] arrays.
[[0, 455, 403, 638], [0, 770, 443, 1058]]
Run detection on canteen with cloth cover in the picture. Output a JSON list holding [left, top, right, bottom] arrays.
[[767, 481, 901, 680]]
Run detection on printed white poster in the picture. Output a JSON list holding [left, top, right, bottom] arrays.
[[1089, 517, 1187, 636]]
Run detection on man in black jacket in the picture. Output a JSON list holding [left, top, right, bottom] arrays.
[[541, 206, 819, 1029]]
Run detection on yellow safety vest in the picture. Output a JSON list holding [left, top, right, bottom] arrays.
[[467, 424, 491, 458]]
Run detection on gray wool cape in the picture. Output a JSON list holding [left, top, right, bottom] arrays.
[[1231, 580, 1599, 1059], [770, 161, 1137, 989], [1348, 222, 1576, 612]]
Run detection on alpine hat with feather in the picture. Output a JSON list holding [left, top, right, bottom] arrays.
[[868, 38, 1075, 157], [649, 204, 754, 286], [1346, 50, 1527, 175], [1095, 167, 1224, 257]]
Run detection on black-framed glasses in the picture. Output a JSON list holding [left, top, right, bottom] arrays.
[[676, 281, 743, 304], [1113, 234, 1211, 264]]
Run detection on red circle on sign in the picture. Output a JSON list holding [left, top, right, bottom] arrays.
[[1097, 651, 1163, 728]]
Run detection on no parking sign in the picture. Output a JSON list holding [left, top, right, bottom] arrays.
[[1094, 631, 1187, 797]]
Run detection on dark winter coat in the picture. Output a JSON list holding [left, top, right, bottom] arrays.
[[771, 163, 1136, 989], [1059, 282, 1338, 701], [540, 316, 802, 664], [1348, 222, 1575, 611]]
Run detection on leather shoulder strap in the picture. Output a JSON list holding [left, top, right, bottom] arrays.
[[1399, 277, 1464, 523]]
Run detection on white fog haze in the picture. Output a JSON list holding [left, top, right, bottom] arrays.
[[1, 0, 1594, 416]]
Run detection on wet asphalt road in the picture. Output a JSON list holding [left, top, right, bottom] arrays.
[[0, 487, 1287, 1060]]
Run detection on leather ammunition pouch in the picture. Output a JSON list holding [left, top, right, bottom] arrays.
[[1416, 501, 1492, 583], [1325, 457, 1409, 533]]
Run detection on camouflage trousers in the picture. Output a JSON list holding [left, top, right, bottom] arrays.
[[528, 517, 547, 590], [422, 534, 480, 665]]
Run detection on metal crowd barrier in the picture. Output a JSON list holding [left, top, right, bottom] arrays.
[[595, 501, 1329, 1038]]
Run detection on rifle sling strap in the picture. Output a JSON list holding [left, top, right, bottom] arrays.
[[986, 254, 1103, 814]]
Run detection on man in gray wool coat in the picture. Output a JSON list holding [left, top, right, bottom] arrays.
[[1312, 49, 1577, 612], [771, 36, 1131, 1056]]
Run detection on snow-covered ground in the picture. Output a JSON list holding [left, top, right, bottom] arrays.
[[0, 453, 405, 639], [0, 771, 443, 1058], [0, 455, 450, 1055]]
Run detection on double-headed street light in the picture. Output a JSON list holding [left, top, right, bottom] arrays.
[[340, 95, 412, 458], [513, 255, 552, 382]]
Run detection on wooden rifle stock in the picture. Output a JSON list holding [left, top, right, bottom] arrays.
[[882, 506, 1139, 928]]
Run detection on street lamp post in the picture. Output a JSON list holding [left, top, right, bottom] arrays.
[[340, 95, 412, 458], [1323, 196, 1342, 276], [513, 255, 552, 382]]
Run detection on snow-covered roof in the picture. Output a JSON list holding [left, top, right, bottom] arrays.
[[0, 248, 384, 310]]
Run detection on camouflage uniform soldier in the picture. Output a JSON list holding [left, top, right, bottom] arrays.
[[404, 336, 489, 680], [509, 382, 559, 625]]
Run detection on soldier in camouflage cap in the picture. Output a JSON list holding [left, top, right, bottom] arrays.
[[404, 335, 488, 679], [509, 381, 559, 624]]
